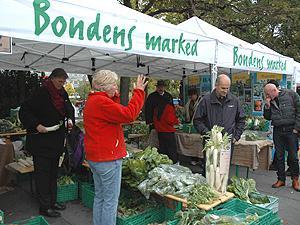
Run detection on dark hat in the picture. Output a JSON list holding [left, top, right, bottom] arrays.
[[49, 68, 68, 79], [156, 80, 166, 87]]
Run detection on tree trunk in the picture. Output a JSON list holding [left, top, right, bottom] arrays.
[[120, 77, 130, 106]]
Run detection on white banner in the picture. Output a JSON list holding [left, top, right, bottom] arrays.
[[217, 43, 295, 75], [0, 0, 216, 64]]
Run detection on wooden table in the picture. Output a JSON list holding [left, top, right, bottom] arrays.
[[0, 130, 27, 139], [232, 139, 273, 177], [164, 192, 235, 211], [128, 133, 147, 148]]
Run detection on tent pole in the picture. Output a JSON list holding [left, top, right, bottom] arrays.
[[182, 68, 186, 106], [211, 40, 218, 91]]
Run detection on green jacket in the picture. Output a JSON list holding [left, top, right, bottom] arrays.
[[263, 89, 300, 130]]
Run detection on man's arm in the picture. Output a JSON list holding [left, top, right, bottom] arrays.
[[234, 100, 245, 141], [145, 94, 154, 124], [263, 98, 272, 120], [193, 98, 209, 135], [293, 91, 300, 131]]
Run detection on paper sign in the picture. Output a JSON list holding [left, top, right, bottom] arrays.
[[0, 35, 12, 54], [220, 148, 231, 175]]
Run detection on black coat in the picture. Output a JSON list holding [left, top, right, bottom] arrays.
[[19, 87, 74, 158], [263, 89, 300, 130], [193, 90, 245, 141]]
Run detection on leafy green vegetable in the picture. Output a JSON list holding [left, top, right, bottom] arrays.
[[188, 184, 219, 206], [248, 192, 270, 204], [57, 176, 75, 185], [227, 177, 269, 204], [122, 146, 173, 188], [175, 208, 206, 225], [138, 164, 206, 199], [117, 190, 157, 218]]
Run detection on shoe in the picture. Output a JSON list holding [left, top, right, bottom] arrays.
[[286, 167, 291, 176], [39, 208, 61, 218], [52, 202, 66, 210], [292, 177, 300, 192], [272, 180, 285, 188]]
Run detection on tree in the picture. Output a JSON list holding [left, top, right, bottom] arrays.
[[75, 81, 91, 100]]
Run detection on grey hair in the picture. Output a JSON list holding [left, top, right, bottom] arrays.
[[92, 70, 118, 91]]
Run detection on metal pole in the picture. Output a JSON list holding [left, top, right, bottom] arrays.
[[211, 40, 218, 91]]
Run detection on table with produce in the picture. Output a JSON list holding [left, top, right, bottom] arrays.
[[175, 116, 273, 172], [115, 125, 281, 225]]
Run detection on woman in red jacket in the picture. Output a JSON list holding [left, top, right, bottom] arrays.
[[83, 71, 147, 225], [153, 98, 179, 163]]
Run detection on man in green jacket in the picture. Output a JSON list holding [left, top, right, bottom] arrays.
[[263, 83, 300, 191]]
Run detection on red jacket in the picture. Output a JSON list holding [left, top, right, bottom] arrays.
[[153, 104, 179, 132], [83, 89, 145, 162]]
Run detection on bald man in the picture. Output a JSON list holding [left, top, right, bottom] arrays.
[[193, 74, 245, 175], [263, 83, 300, 191]]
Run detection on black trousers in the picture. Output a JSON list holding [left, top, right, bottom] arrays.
[[33, 155, 60, 210], [272, 149, 291, 168], [273, 127, 299, 181], [157, 132, 178, 163]]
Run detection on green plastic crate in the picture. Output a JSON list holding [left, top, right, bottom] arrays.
[[57, 181, 78, 203], [255, 196, 279, 213], [0, 210, 4, 224], [269, 213, 282, 225], [118, 188, 179, 225], [167, 220, 178, 225], [6, 216, 49, 225], [81, 183, 95, 208], [117, 205, 164, 225], [212, 198, 273, 225], [78, 181, 90, 200]]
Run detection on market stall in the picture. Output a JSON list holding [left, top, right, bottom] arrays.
[[0, 1, 290, 225]]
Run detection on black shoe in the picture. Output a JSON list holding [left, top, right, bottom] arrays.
[[286, 168, 291, 176], [39, 209, 61, 218], [52, 202, 66, 211]]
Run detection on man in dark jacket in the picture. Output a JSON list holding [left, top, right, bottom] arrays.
[[263, 83, 300, 191], [145, 80, 173, 130], [19, 68, 74, 217], [193, 74, 245, 174]]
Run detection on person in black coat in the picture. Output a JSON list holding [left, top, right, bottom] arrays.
[[193, 74, 245, 175], [19, 68, 74, 217]]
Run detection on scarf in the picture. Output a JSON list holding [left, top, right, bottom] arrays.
[[43, 78, 66, 116]]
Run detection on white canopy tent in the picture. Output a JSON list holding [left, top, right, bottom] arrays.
[[177, 17, 295, 79], [294, 62, 300, 83], [0, 0, 219, 80]]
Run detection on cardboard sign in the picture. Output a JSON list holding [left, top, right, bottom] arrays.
[[0, 36, 12, 54], [220, 147, 231, 175]]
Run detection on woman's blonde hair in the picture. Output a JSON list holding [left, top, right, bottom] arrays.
[[92, 70, 118, 91]]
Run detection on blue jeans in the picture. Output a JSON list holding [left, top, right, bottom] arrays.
[[88, 159, 122, 225]]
